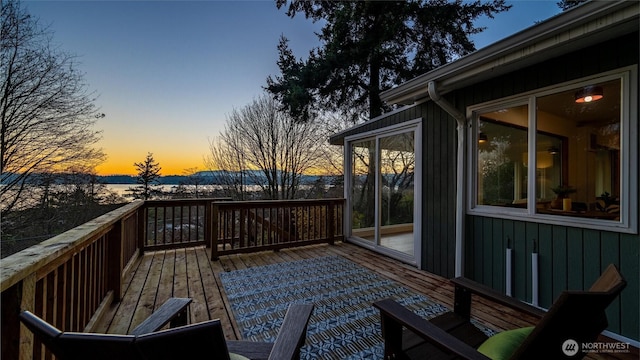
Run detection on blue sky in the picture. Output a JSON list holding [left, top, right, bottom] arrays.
[[23, 0, 561, 175]]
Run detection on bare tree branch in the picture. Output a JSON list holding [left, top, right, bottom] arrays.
[[1, 0, 105, 215], [205, 95, 327, 200]]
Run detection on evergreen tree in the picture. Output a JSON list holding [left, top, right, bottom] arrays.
[[266, 0, 510, 122], [557, 0, 589, 11], [129, 153, 162, 200]]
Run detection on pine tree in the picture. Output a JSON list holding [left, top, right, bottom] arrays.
[[128, 153, 162, 200], [556, 0, 589, 11], [266, 0, 511, 123]]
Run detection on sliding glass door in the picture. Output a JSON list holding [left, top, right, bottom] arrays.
[[351, 139, 376, 242], [348, 123, 420, 264], [379, 132, 415, 256]]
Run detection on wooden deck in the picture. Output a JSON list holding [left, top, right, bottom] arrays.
[[94, 242, 637, 359]]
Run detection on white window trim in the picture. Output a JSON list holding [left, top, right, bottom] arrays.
[[466, 66, 638, 234]]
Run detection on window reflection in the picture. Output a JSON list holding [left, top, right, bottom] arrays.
[[351, 139, 376, 239], [476, 105, 528, 207], [536, 79, 621, 220], [473, 77, 622, 222]]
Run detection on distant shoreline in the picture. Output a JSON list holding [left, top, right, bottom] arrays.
[[2, 172, 338, 187]]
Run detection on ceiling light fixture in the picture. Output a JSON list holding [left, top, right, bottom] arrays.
[[575, 85, 603, 103]]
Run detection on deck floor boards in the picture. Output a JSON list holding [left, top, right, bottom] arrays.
[[96, 242, 636, 359]]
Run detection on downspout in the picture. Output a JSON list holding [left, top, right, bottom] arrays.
[[427, 81, 466, 278]]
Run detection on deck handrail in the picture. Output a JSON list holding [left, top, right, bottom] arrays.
[[211, 198, 345, 259], [1, 197, 345, 360], [1, 201, 143, 293], [1, 201, 144, 360]]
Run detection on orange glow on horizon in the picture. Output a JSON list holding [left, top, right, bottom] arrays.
[[95, 157, 206, 176]]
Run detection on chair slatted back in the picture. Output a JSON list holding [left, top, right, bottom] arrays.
[[57, 332, 137, 360], [135, 320, 230, 360], [511, 264, 626, 360]]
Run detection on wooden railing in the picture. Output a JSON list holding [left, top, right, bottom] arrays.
[[211, 199, 345, 259], [0, 201, 144, 360], [0, 197, 344, 360], [141, 198, 231, 250]]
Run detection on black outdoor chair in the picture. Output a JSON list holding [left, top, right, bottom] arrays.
[[374, 264, 626, 360], [20, 302, 314, 360]]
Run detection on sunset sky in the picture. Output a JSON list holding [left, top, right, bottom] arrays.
[[24, 1, 561, 176]]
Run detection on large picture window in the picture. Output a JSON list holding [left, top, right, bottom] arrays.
[[469, 69, 637, 232]]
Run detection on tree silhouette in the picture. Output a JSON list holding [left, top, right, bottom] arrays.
[[128, 153, 162, 200], [206, 95, 323, 200], [267, 0, 510, 123], [1, 0, 105, 216]]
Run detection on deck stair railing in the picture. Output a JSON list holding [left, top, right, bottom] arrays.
[[0, 198, 344, 360]]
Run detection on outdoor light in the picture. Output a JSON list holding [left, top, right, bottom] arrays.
[[478, 132, 488, 144], [575, 85, 603, 103]]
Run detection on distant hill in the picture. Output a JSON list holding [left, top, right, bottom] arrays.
[[2, 171, 340, 186], [99, 171, 337, 185], [99, 174, 189, 185]]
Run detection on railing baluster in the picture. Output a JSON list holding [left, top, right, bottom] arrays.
[[87, 243, 94, 318], [152, 207, 158, 246], [308, 206, 312, 240], [240, 208, 246, 248]]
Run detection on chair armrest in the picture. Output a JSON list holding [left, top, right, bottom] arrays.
[[451, 278, 546, 319], [373, 299, 490, 360], [130, 298, 192, 335], [268, 304, 314, 360]]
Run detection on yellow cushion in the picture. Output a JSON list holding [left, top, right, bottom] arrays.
[[477, 327, 534, 360]]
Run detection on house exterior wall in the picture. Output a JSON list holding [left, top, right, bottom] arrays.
[[337, 29, 638, 341], [339, 102, 459, 277], [418, 103, 458, 278], [460, 32, 639, 341]]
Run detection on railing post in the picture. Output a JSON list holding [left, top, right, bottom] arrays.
[[107, 220, 123, 302], [1, 272, 36, 360], [19, 273, 36, 360], [210, 203, 219, 261]]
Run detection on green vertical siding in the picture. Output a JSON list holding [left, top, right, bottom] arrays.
[[346, 101, 459, 279], [420, 103, 457, 278], [465, 217, 640, 341], [460, 32, 639, 341], [620, 234, 640, 340], [537, 224, 553, 307]]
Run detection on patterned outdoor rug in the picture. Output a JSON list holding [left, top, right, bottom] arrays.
[[220, 255, 482, 359]]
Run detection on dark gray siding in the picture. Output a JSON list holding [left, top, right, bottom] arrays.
[[421, 103, 457, 278]]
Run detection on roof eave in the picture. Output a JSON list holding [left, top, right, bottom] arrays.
[[381, 0, 639, 105]]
